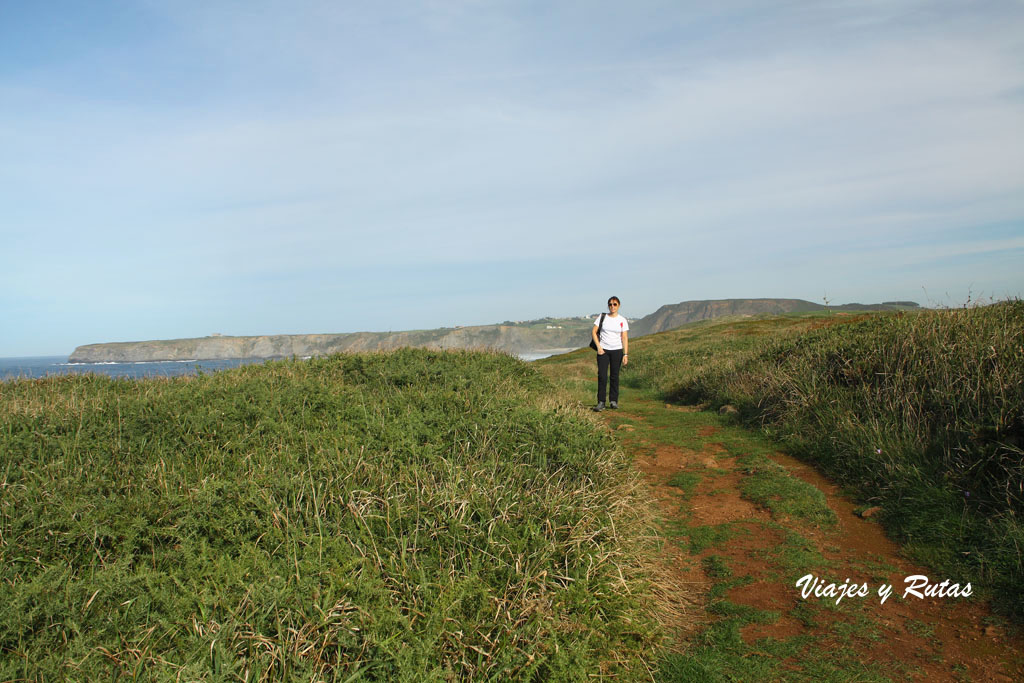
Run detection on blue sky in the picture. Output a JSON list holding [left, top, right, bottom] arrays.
[[2, 1, 1022, 356]]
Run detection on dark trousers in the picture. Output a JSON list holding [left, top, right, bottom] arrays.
[[596, 349, 624, 404]]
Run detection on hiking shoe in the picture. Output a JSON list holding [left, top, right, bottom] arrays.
[[592, 402, 605, 412], [609, 401, 618, 409]]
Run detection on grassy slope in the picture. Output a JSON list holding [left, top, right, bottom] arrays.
[[1, 349, 661, 681], [9, 304, 1018, 679], [554, 304, 1024, 621], [537, 316, 898, 680], [694, 305, 1024, 620], [539, 305, 1024, 678]]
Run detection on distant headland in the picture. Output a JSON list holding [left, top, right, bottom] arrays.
[[68, 298, 919, 363]]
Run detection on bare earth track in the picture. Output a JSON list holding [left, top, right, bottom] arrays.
[[602, 396, 1024, 681]]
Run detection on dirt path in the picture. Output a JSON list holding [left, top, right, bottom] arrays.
[[602, 395, 1024, 681]]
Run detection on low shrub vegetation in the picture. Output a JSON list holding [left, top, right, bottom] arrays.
[[628, 302, 1024, 620], [1, 349, 661, 680]]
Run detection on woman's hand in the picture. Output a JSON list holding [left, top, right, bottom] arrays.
[[623, 354, 628, 366], [596, 347, 604, 355]]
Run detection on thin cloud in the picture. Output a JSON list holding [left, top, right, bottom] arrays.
[[1, 1, 1022, 354]]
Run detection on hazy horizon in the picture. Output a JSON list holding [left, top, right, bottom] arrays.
[[3, 2, 1022, 356], [10, 295, 946, 357]]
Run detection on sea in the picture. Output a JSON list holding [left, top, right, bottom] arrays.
[[0, 350, 568, 382], [0, 356, 266, 381]]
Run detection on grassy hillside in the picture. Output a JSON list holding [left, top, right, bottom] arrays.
[[1, 350, 662, 680], [12, 303, 1019, 679], [577, 303, 1024, 620], [629, 299, 919, 336]]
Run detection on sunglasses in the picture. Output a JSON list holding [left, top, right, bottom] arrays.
[[608, 302, 619, 307]]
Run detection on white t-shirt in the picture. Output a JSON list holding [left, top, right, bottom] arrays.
[[594, 314, 629, 350]]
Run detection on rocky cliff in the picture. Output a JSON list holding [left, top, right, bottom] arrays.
[[68, 325, 591, 363], [68, 299, 919, 362]]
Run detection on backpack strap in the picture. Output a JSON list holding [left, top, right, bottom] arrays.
[[590, 312, 607, 351]]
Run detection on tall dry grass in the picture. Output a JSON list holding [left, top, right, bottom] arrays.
[[667, 302, 1024, 618]]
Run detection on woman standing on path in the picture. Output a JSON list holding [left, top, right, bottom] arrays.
[[592, 296, 629, 412]]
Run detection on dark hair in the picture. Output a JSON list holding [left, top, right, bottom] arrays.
[[607, 296, 620, 306]]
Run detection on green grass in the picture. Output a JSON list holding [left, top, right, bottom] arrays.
[[1, 349, 661, 681], [667, 522, 744, 554], [702, 555, 732, 580], [756, 526, 830, 576], [655, 612, 891, 683], [616, 301, 1024, 622], [544, 317, 946, 679], [23, 299, 1019, 678], [737, 455, 837, 528], [666, 472, 702, 497]]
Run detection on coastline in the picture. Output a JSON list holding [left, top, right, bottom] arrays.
[[1, 347, 572, 381]]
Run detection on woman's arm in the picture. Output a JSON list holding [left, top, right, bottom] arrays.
[[592, 324, 604, 354], [622, 331, 629, 365]]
